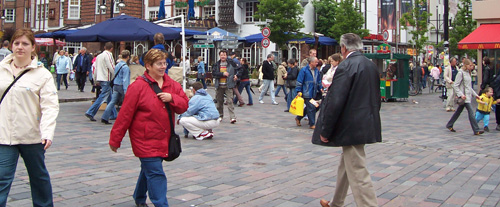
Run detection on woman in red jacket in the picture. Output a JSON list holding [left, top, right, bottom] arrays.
[[109, 49, 188, 207]]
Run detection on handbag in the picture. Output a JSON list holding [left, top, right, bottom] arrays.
[[110, 64, 124, 88], [289, 93, 304, 116], [197, 72, 205, 79], [142, 75, 182, 161], [454, 71, 466, 106], [0, 70, 30, 105]]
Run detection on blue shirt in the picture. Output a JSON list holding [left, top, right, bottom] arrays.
[[113, 60, 130, 93], [197, 61, 205, 74]]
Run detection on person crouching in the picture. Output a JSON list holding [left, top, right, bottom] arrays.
[[179, 82, 221, 140]]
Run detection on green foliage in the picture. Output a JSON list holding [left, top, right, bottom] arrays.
[[399, 0, 431, 56], [313, 0, 368, 41], [449, 0, 477, 60], [254, 0, 304, 49]]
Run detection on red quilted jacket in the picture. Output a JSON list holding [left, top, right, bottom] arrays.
[[109, 72, 188, 158]]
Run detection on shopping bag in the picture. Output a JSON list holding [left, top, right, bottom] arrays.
[[289, 93, 304, 116]]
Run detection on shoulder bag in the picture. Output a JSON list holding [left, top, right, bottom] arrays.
[[454, 71, 466, 106], [110, 64, 124, 88], [0, 70, 30, 105], [142, 75, 181, 161]]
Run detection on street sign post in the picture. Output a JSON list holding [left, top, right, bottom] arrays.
[[194, 44, 215, 48], [262, 38, 270, 48], [194, 35, 214, 39], [262, 27, 271, 37]]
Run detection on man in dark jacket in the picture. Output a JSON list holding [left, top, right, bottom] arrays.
[[317, 33, 380, 207], [212, 50, 238, 123], [284, 59, 299, 112], [258, 54, 278, 105], [73, 47, 92, 92]]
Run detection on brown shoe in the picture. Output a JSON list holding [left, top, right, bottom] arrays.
[[320, 199, 329, 207], [295, 117, 301, 126], [310, 125, 315, 129]]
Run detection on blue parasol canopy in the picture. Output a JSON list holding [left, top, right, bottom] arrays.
[[65, 14, 180, 42]]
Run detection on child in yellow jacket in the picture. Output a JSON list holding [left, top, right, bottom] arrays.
[[476, 87, 497, 132]]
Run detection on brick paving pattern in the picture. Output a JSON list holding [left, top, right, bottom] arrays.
[[6, 82, 500, 206]]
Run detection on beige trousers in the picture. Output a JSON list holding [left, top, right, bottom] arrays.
[[445, 86, 455, 109], [330, 144, 378, 207]]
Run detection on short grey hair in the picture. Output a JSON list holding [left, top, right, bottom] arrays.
[[340, 33, 363, 51], [267, 54, 274, 59], [81, 47, 87, 51]]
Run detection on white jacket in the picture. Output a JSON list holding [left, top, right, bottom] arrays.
[[94, 50, 115, 82], [0, 55, 59, 144]]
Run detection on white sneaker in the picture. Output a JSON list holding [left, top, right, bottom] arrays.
[[196, 131, 213, 140], [272, 102, 278, 105], [259, 100, 264, 104]]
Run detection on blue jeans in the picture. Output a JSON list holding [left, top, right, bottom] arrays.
[[0, 144, 53, 207], [86, 81, 112, 117], [274, 85, 287, 97], [133, 157, 169, 207], [56, 73, 68, 90], [233, 80, 253, 105], [296, 98, 317, 126], [101, 85, 124, 121], [196, 76, 206, 89], [475, 111, 490, 127], [287, 87, 297, 110], [259, 79, 275, 102]]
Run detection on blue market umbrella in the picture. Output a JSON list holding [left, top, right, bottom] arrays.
[[158, 0, 166, 20], [65, 14, 180, 42], [188, 0, 195, 20]]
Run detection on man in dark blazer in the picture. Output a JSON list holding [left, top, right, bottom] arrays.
[[317, 33, 381, 207], [73, 47, 92, 92]]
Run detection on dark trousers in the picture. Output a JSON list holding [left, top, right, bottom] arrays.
[[296, 98, 317, 127], [446, 103, 481, 133], [56, 73, 68, 90], [75, 72, 87, 91], [0, 144, 53, 207], [496, 103, 500, 126]]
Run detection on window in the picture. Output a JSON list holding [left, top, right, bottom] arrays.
[[362, 46, 372, 54], [68, 0, 80, 19], [45, 3, 49, 19], [242, 48, 251, 63], [245, 2, 258, 23], [95, 0, 107, 14], [4, 9, 15, 23], [24, 8, 30, 22], [61, 2, 64, 18], [149, 11, 158, 20], [63, 42, 82, 55], [203, 6, 215, 18], [114, 1, 120, 13], [175, 8, 187, 17]]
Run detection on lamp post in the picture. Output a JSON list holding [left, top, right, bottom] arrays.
[[99, 0, 126, 19]]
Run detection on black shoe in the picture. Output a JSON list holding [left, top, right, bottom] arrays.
[[85, 114, 96, 121], [447, 127, 456, 132], [284, 110, 289, 112], [484, 126, 489, 132], [65, 85, 68, 90], [496, 125, 500, 131], [474, 131, 484, 135], [275, 95, 280, 97], [101, 119, 112, 125], [136, 203, 148, 207], [80, 89, 84, 92]]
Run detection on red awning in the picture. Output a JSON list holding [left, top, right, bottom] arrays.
[[364, 34, 383, 41], [458, 24, 500, 50]]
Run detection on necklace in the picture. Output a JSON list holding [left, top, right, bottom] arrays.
[[13, 62, 29, 70]]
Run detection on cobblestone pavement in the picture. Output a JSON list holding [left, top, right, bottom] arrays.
[[6, 82, 500, 207]]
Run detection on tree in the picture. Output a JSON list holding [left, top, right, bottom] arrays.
[[399, 0, 432, 58], [313, 0, 368, 41], [254, 0, 304, 49], [449, 0, 477, 60]]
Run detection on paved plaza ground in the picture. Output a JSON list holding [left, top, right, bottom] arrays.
[[6, 82, 500, 207]]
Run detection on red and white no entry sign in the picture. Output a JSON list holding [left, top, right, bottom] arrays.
[[262, 27, 271, 38], [262, 37, 270, 48]]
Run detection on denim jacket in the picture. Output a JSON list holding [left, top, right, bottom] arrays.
[[179, 89, 220, 121], [296, 65, 322, 99]]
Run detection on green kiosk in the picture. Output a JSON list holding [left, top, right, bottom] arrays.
[[364, 49, 411, 102]]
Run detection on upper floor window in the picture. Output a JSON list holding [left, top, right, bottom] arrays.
[[24, 8, 30, 22], [245, 2, 258, 23], [203, 6, 215, 18], [149, 11, 159, 20], [68, 0, 80, 19], [175, 8, 187, 17], [114, 1, 120, 13], [4, 9, 15, 23]]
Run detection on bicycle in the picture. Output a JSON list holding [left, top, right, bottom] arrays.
[[408, 81, 422, 96]]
